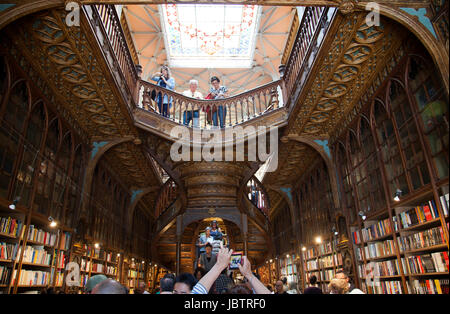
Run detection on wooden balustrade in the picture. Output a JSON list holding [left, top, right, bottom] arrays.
[[246, 177, 270, 219], [155, 179, 178, 218], [138, 79, 283, 129], [93, 5, 138, 93], [283, 7, 329, 105]]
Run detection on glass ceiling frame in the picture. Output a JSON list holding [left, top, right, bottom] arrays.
[[159, 3, 262, 68]]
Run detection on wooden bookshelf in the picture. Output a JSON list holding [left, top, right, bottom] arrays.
[[301, 237, 343, 293]]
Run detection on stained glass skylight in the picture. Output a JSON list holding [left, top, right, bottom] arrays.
[[161, 4, 261, 68]]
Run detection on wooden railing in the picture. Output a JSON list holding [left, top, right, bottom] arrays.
[[246, 176, 270, 220], [137, 79, 283, 129], [154, 179, 178, 218], [92, 4, 138, 94], [283, 6, 330, 105]]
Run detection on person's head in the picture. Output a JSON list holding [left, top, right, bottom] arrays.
[[163, 273, 176, 281], [227, 284, 252, 294], [211, 76, 220, 90], [135, 281, 146, 294], [205, 242, 212, 254], [335, 270, 349, 283], [329, 278, 349, 294], [205, 227, 211, 237], [160, 276, 175, 293], [189, 79, 198, 92], [84, 274, 107, 293], [194, 267, 206, 280], [173, 273, 197, 294], [288, 282, 297, 292], [281, 277, 287, 285], [161, 65, 170, 78], [309, 275, 318, 285], [91, 279, 127, 294], [211, 220, 218, 229], [275, 280, 284, 293]]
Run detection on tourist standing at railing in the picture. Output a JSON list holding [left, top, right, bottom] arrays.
[[208, 76, 228, 128], [182, 79, 203, 127], [151, 65, 175, 118]]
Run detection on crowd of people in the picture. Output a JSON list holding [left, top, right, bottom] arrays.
[[150, 66, 229, 128], [43, 219, 363, 295]]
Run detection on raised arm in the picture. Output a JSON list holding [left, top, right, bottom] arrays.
[[238, 256, 271, 294], [192, 243, 232, 294]]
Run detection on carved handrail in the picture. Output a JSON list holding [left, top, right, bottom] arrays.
[[246, 176, 270, 220], [92, 4, 138, 94], [155, 178, 178, 218], [283, 7, 329, 106], [137, 79, 283, 129]]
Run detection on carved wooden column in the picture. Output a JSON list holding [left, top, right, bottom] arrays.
[[175, 215, 182, 275], [242, 213, 248, 256]]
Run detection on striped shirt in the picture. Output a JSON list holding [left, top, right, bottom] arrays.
[[191, 282, 208, 294]]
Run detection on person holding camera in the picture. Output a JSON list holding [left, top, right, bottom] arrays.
[[191, 242, 270, 294], [151, 65, 175, 118]]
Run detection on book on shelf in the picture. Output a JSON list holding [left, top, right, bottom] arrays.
[[91, 263, 104, 273], [27, 225, 57, 247], [58, 232, 71, 251], [398, 199, 444, 229], [439, 193, 449, 217], [304, 248, 317, 259], [357, 240, 396, 260], [319, 255, 334, 268], [0, 265, 12, 285], [0, 242, 19, 260], [352, 217, 399, 244], [318, 242, 332, 255], [366, 280, 403, 294], [398, 224, 447, 252], [18, 245, 52, 266], [12, 269, 49, 286], [358, 258, 406, 278], [0, 216, 23, 237], [407, 278, 449, 294], [406, 252, 449, 274]]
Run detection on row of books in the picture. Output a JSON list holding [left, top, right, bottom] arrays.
[[353, 217, 399, 244], [407, 279, 449, 294], [334, 253, 343, 266], [58, 232, 71, 251], [319, 255, 334, 268], [27, 225, 57, 247], [54, 271, 64, 287], [365, 280, 403, 294], [0, 266, 12, 285], [398, 225, 446, 252], [128, 269, 137, 278], [357, 240, 396, 260], [12, 269, 49, 286], [55, 251, 67, 269], [106, 266, 117, 276], [317, 242, 332, 255], [106, 252, 117, 263], [306, 260, 318, 270], [0, 216, 23, 237], [358, 259, 405, 278], [19, 245, 52, 266], [406, 252, 449, 274], [398, 201, 441, 229], [0, 242, 18, 260], [303, 248, 317, 260], [320, 269, 334, 281], [91, 263, 104, 273]]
